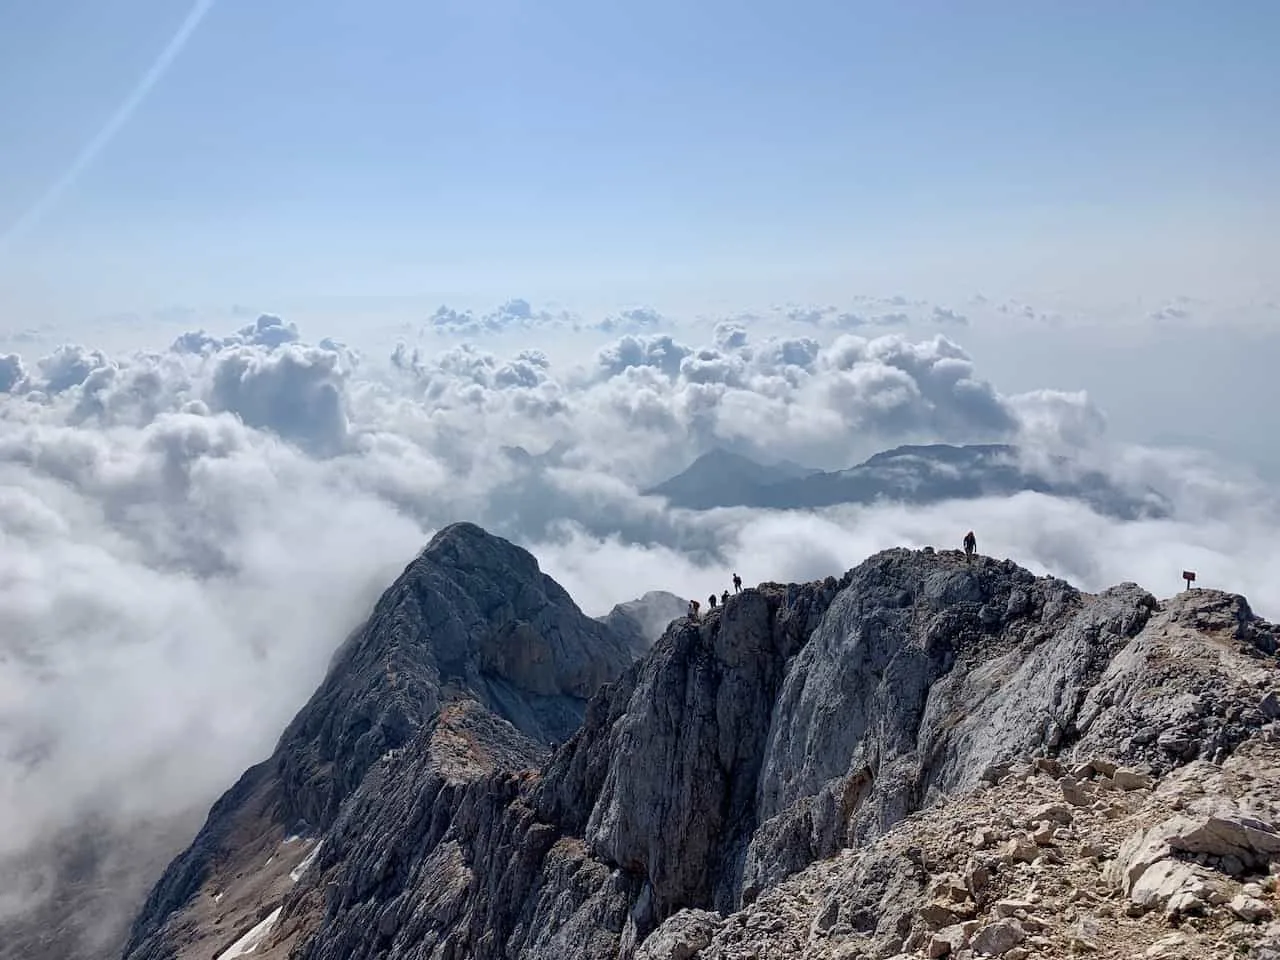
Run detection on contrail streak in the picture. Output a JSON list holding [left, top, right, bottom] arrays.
[[0, 0, 218, 257]]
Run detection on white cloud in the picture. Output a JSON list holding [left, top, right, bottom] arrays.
[[0, 306, 1276, 940]]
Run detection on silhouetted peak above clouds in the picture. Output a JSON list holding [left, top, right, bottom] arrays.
[[645, 442, 1171, 520]]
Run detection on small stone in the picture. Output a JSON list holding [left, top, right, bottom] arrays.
[[1229, 894, 1274, 922], [1070, 761, 1096, 780], [1060, 778, 1092, 807], [1157, 729, 1199, 758], [1033, 757, 1061, 778], [1165, 888, 1208, 917], [1032, 822, 1054, 846], [994, 899, 1035, 918], [1261, 691, 1280, 719], [1144, 933, 1188, 957], [1053, 827, 1072, 842], [1002, 836, 1039, 864], [928, 923, 968, 958], [1131, 726, 1159, 746], [970, 919, 1025, 956], [1113, 768, 1154, 791], [1088, 757, 1118, 777], [1244, 882, 1266, 897], [971, 827, 996, 850], [1027, 803, 1072, 826], [921, 901, 967, 929], [964, 860, 991, 896], [981, 763, 1012, 784], [1219, 854, 1245, 877], [930, 873, 971, 903], [1004, 950, 1029, 960]]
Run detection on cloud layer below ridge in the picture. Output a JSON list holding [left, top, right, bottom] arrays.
[[0, 303, 1276, 947]]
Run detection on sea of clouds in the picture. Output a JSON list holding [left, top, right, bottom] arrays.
[[0, 299, 1276, 948]]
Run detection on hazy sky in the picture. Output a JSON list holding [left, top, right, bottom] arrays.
[[0, 0, 1276, 323], [2, 7, 1279, 950]]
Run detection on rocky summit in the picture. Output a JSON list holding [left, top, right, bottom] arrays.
[[121, 524, 1280, 960]]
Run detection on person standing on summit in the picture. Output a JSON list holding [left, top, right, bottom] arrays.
[[732, 573, 742, 593], [963, 530, 977, 560]]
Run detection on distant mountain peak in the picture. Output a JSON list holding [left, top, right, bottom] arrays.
[[597, 589, 688, 656], [646, 441, 1166, 519]]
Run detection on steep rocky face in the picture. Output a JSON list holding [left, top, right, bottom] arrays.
[[123, 538, 1280, 960], [121, 522, 632, 960]]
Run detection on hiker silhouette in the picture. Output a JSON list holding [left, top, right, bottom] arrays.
[[732, 573, 742, 593], [963, 530, 977, 559]]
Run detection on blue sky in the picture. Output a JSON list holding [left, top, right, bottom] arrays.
[[0, 0, 1276, 322]]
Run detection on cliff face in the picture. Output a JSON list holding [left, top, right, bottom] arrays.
[[122, 531, 1280, 960], [121, 522, 633, 960]]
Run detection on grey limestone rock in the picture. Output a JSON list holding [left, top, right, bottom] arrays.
[[121, 536, 1280, 960], [122, 522, 633, 960]]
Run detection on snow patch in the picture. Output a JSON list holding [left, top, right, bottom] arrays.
[[290, 840, 323, 883], [215, 906, 282, 960]]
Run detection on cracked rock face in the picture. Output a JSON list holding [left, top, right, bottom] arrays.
[[120, 522, 633, 960], [120, 534, 1280, 960]]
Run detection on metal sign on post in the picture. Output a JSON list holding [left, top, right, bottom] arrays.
[[1183, 570, 1197, 591]]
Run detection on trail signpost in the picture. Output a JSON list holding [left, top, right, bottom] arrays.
[[1183, 570, 1197, 591]]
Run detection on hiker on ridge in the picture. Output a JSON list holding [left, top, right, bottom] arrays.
[[708, 593, 717, 609], [733, 572, 742, 593], [963, 530, 977, 560]]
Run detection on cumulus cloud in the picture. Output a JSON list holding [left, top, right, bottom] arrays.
[[931, 305, 969, 325], [0, 355, 25, 393], [207, 344, 350, 457], [172, 313, 301, 355], [598, 306, 667, 333], [0, 308, 1277, 948], [423, 298, 580, 336], [417, 299, 678, 337], [766, 297, 976, 331]]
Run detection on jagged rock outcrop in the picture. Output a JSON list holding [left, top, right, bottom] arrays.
[[597, 590, 689, 657], [122, 534, 1280, 960], [121, 522, 632, 960]]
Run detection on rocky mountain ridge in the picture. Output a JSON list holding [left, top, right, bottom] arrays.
[[644, 443, 1171, 520], [122, 525, 1280, 960]]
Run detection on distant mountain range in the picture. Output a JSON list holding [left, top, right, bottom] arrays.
[[643, 443, 1171, 520]]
